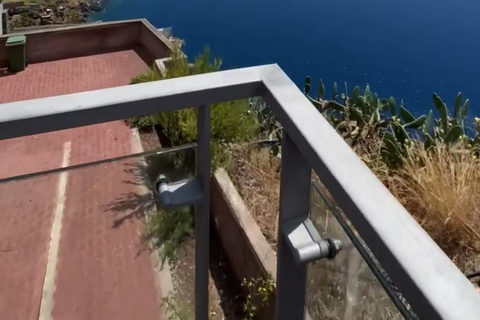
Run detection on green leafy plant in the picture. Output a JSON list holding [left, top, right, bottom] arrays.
[[143, 207, 194, 264], [249, 98, 282, 140], [162, 294, 195, 320], [127, 114, 157, 129], [130, 68, 161, 84], [129, 46, 258, 169], [248, 97, 282, 156], [430, 93, 469, 145], [472, 117, 480, 156], [304, 76, 475, 168], [241, 274, 275, 320]]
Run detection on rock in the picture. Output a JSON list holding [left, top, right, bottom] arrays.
[[40, 17, 54, 25], [9, 6, 29, 15], [29, 12, 40, 19], [8, 0, 103, 29], [90, 1, 102, 12]]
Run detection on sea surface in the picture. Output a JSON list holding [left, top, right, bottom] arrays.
[[91, 0, 480, 115]]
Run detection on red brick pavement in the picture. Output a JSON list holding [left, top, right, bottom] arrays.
[[52, 159, 161, 320], [0, 50, 150, 177], [0, 50, 163, 319], [0, 175, 57, 320], [0, 50, 149, 102]]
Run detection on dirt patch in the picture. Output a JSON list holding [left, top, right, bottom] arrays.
[[209, 225, 245, 319], [228, 146, 280, 247], [166, 239, 196, 319], [167, 227, 245, 320]]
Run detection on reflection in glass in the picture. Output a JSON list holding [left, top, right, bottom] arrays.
[[306, 182, 417, 320], [0, 145, 196, 319]]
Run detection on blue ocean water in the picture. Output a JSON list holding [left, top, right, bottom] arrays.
[[91, 0, 480, 115]]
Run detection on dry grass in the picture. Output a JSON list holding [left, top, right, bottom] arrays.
[[228, 145, 281, 246], [307, 185, 406, 320], [229, 141, 480, 318], [351, 137, 480, 272], [231, 141, 480, 273], [386, 144, 480, 271]]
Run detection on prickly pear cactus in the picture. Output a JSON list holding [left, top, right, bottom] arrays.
[[303, 76, 475, 168]]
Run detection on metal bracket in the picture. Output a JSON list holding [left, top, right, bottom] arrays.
[[283, 218, 342, 265], [155, 174, 204, 209]]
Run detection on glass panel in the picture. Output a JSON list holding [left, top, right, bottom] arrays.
[[0, 145, 195, 320], [306, 181, 417, 320]]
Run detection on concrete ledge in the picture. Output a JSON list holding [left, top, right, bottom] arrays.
[[153, 55, 194, 78], [153, 57, 171, 77]]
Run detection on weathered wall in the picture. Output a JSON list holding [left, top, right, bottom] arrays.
[[211, 169, 314, 320], [0, 19, 173, 68], [210, 168, 278, 319], [140, 19, 174, 60]]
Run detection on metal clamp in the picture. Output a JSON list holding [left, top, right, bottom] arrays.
[[155, 174, 204, 209], [283, 218, 342, 265]]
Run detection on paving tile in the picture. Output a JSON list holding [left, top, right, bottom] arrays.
[[0, 50, 162, 320]]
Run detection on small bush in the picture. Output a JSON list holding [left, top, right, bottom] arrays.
[[128, 46, 258, 169], [241, 274, 275, 320], [143, 207, 194, 264], [130, 69, 161, 84], [127, 115, 157, 131]]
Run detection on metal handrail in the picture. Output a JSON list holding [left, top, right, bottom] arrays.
[[0, 64, 479, 319]]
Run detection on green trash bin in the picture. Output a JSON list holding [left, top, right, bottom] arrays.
[[6, 35, 27, 72]]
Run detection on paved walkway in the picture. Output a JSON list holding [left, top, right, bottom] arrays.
[[0, 51, 164, 320]]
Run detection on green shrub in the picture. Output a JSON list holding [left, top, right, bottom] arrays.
[[143, 207, 194, 264], [129, 46, 258, 168], [127, 115, 157, 130], [154, 99, 256, 143], [130, 69, 161, 84]]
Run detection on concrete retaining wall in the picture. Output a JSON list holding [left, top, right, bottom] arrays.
[[0, 19, 173, 68], [210, 168, 278, 319], [211, 168, 314, 320], [140, 21, 174, 62]]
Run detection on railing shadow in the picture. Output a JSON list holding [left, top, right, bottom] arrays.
[[102, 160, 155, 225], [102, 148, 196, 258], [104, 191, 156, 229], [100, 159, 157, 258], [103, 147, 195, 228]]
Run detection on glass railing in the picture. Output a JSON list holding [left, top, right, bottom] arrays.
[[306, 181, 417, 320], [2, 65, 479, 319], [0, 145, 196, 320]]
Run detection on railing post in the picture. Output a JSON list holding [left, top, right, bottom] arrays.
[[275, 132, 312, 320], [195, 105, 210, 320]]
